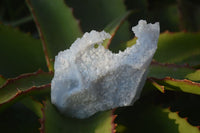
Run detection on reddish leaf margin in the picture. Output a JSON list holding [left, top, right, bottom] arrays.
[[0, 70, 52, 110]]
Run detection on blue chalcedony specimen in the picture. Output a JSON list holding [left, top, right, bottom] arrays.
[[51, 20, 160, 119]]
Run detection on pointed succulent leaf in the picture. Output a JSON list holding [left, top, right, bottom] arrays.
[[116, 104, 178, 133], [154, 32, 200, 66], [0, 24, 47, 78], [126, 37, 137, 47], [149, 61, 195, 79], [116, 102, 200, 133], [26, 0, 83, 71], [150, 77, 200, 95], [40, 100, 115, 133], [186, 70, 200, 82], [165, 93, 200, 127], [20, 96, 43, 118], [66, 0, 131, 52], [127, 32, 200, 66], [0, 70, 53, 111], [127, 33, 200, 94], [66, 0, 128, 32], [146, 61, 200, 94], [147, 78, 165, 93], [164, 109, 200, 133], [102, 11, 132, 48]]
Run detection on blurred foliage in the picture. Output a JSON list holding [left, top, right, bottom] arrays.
[[0, 0, 200, 133]]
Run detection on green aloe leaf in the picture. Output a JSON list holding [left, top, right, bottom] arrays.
[[40, 100, 115, 133], [0, 24, 47, 78], [126, 32, 200, 94], [26, 0, 83, 71], [116, 103, 199, 133], [66, 0, 128, 32], [165, 109, 200, 133], [126, 37, 137, 47], [146, 61, 196, 93], [127, 32, 200, 66], [0, 75, 6, 86], [0, 70, 53, 111], [20, 96, 43, 118], [150, 77, 200, 95], [146, 61, 200, 94], [66, 0, 131, 52], [165, 93, 200, 128], [102, 11, 132, 49], [154, 32, 200, 66], [149, 61, 196, 79], [186, 70, 200, 82]]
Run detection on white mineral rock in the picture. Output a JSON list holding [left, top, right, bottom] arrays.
[[51, 20, 160, 119]]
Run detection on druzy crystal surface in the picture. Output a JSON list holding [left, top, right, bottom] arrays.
[[51, 20, 160, 118]]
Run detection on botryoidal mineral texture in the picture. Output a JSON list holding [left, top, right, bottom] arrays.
[[51, 20, 160, 119]]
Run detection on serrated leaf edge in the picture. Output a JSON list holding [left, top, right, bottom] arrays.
[[0, 69, 52, 88], [26, 0, 53, 71], [151, 60, 195, 69], [167, 107, 200, 130], [148, 78, 165, 93], [105, 11, 132, 49], [0, 69, 52, 106], [0, 84, 50, 106], [39, 101, 46, 133], [64, 3, 83, 34], [148, 77, 200, 94], [112, 109, 118, 133], [0, 23, 36, 40], [150, 77, 200, 87]]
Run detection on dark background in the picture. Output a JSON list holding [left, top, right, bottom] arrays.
[[1, 0, 200, 35]]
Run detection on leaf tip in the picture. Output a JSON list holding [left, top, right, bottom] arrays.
[[148, 78, 165, 93]]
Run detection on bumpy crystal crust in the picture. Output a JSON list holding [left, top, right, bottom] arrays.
[[51, 20, 160, 119]]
